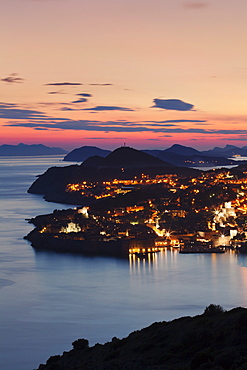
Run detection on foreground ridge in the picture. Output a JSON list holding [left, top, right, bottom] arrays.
[[36, 305, 247, 370]]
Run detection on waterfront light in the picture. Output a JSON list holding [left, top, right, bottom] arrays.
[[220, 234, 226, 246]]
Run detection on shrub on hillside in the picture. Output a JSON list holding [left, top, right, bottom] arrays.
[[72, 338, 89, 350], [203, 304, 225, 316]]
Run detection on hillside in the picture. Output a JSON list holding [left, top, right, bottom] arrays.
[[144, 144, 246, 167], [87, 146, 174, 168], [163, 143, 201, 156], [0, 143, 67, 156], [36, 305, 247, 370], [157, 152, 237, 167], [63, 144, 247, 167], [63, 145, 110, 162], [202, 145, 247, 157], [146, 144, 243, 167], [27, 146, 199, 204]]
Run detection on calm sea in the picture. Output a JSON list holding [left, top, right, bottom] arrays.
[[1, 156, 247, 370]]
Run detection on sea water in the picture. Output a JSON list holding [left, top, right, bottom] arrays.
[[1, 156, 247, 370]]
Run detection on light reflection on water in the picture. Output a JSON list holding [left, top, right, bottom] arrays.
[[1, 156, 247, 370]]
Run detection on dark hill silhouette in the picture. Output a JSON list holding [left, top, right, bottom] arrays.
[[143, 145, 244, 167], [142, 145, 201, 161], [163, 144, 201, 156], [0, 143, 67, 156], [202, 145, 247, 157], [102, 146, 174, 168], [157, 151, 238, 167], [63, 146, 110, 162], [142, 145, 240, 167], [28, 146, 199, 204], [35, 305, 247, 370], [82, 155, 106, 167], [63, 144, 247, 167], [163, 144, 200, 155], [142, 149, 163, 157]]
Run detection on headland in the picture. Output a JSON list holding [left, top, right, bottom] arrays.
[[25, 146, 247, 256]]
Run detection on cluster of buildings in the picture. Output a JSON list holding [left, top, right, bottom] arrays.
[[66, 174, 178, 200], [26, 168, 247, 256]]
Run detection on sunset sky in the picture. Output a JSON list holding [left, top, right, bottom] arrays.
[[1, 0, 247, 151]]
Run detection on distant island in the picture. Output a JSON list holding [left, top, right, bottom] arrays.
[[0, 143, 67, 156], [63, 145, 111, 161], [63, 144, 247, 168], [35, 304, 247, 370]]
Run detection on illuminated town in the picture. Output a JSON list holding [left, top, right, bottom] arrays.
[[26, 167, 247, 257]]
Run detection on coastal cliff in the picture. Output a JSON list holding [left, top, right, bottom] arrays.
[[36, 305, 247, 370]]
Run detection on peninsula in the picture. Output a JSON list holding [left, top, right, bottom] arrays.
[[25, 146, 247, 256]]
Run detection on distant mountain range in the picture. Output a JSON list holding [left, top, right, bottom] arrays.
[[202, 144, 247, 157], [63, 144, 247, 168], [63, 146, 110, 161], [143, 144, 241, 167], [0, 143, 67, 156], [83, 146, 174, 168], [2, 143, 247, 167]]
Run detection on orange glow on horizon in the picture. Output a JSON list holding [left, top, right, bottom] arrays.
[[1, 0, 246, 151]]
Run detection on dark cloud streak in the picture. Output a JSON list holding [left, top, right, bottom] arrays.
[[4, 118, 247, 135], [76, 93, 92, 97], [88, 83, 113, 86], [45, 82, 83, 86], [146, 119, 206, 124], [153, 98, 194, 111], [0, 108, 48, 120], [83, 105, 134, 111], [0, 106, 68, 121], [1, 74, 25, 84], [47, 90, 65, 95], [71, 98, 88, 104]]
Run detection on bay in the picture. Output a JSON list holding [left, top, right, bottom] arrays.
[[1, 156, 247, 370]]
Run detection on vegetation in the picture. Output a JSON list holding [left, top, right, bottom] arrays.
[[36, 305, 247, 370]]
